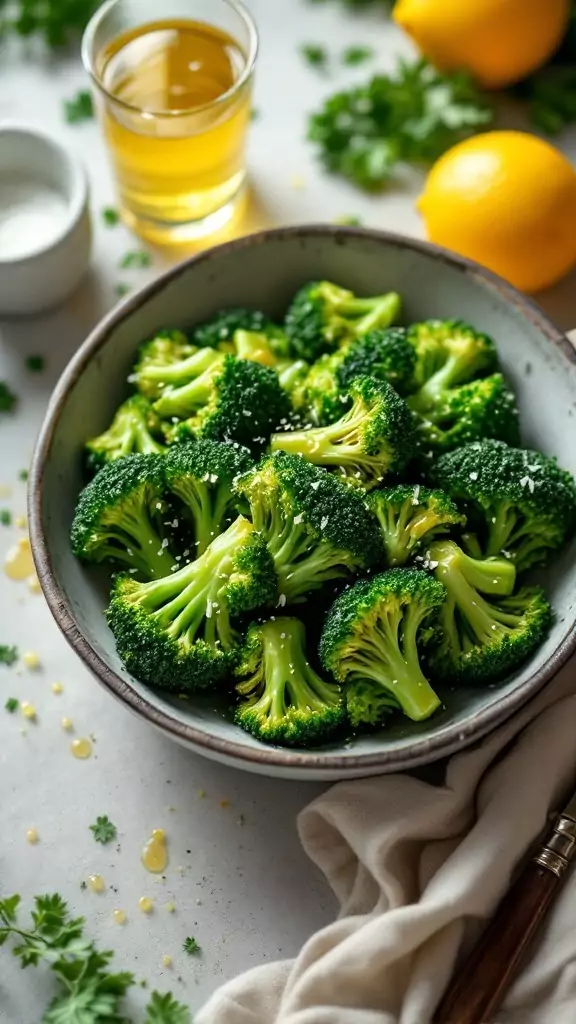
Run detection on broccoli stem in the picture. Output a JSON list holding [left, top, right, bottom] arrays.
[[351, 293, 401, 336], [376, 498, 446, 566], [344, 604, 440, 721], [409, 348, 474, 414], [234, 330, 277, 367], [104, 506, 174, 579], [154, 356, 224, 417], [141, 347, 220, 389], [170, 478, 233, 557], [271, 402, 366, 465], [430, 540, 516, 596]]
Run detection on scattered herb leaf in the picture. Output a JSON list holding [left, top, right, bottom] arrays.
[[25, 355, 45, 373], [120, 250, 152, 269], [334, 214, 363, 225], [89, 815, 117, 844], [250, 108, 260, 121], [63, 89, 94, 125], [342, 45, 374, 66], [300, 44, 329, 70], [0, 0, 102, 47], [182, 936, 201, 956], [19, 470, 28, 482], [144, 991, 190, 1023], [102, 207, 120, 227], [0, 509, 11, 526], [515, 65, 576, 136], [0, 382, 17, 413], [115, 283, 131, 298], [0, 645, 18, 666], [5, 697, 18, 713]]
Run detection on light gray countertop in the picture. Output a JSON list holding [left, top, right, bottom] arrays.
[[1, 1, 576, 1019]]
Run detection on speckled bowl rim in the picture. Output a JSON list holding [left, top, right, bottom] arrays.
[[28, 225, 576, 775]]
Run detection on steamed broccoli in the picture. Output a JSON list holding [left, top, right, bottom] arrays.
[[107, 516, 277, 693], [164, 440, 253, 556], [85, 395, 166, 473], [407, 319, 498, 402], [235, 616, 345, 746], [135, 343, 224, 403], [427, 539, 552, 683], [276, 357, 310, 395], [413, 373, 521, 453], [193, 308, 288, 356], [132, 329, 198, 398], [71, 454, 175, 580], [320, 568, 446, 725], [235, 453, 381, 603], [293, 327, 416, 426], [271, 376, 416, 489], [153, 353, 225, 418], [433, 440, 576, 572], [368, 485, 466, 566], [170, 356, 291, 450], [284, 280, 401, 361]]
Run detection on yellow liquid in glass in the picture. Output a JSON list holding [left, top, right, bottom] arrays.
[[98, 19, 252, 241]]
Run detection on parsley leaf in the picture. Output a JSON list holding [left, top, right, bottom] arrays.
[[63, 89, 94, 125], [308, 58, 493, 190], [300, 44, 329, 70], [144, 991, 191, 1023], [515, 65, 576, 136], [89, 815, 117, 844], [0, 382, 17, 413], [182, 936, 201, 956], [102, 207, 120, 227], [19, 469, 28, 481], [5, 697, 18, 713], [119, 250, 152, 269], [0, 0, 101, 47], [0, 509, 11, 526], [115, 283, 131, 298], [0, 645, 18, 666], [342, 45, 374, 66], [25, 355, 45, 372]]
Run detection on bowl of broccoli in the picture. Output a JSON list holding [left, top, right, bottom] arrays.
[[28, 226, 576, 779]]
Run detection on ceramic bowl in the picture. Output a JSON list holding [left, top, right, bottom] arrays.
[[29, 227, 576, 780]]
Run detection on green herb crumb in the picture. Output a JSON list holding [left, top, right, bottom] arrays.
[[0, 645, 18, 666], [183, 936, 201, 956], [0, 382, 17, 413], [89, 815, 117, 844], [0, 510, 11, 526], [64, 89, 94, 124], [342, 45, 374, 66], [5, 697, 18, 713], [25, 355, 45, 372], [18, 470, 28, 482], [119, 250, 152, 269], [300, 44, 329, 70], [102, 207, 120, 227]]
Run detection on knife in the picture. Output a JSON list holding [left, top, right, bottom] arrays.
[[434, 789, 576, 1024]]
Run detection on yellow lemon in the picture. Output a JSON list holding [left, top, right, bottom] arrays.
[[418, 132, 576, 294], [394, 0, 570, 90]]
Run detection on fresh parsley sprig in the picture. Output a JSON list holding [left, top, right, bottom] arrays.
[[89, 815, 117, 844]]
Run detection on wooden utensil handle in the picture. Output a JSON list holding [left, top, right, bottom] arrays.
[[434, 811, 576, 1024]]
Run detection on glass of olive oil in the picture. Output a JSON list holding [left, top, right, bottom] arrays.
[[82, 0, 258, 243]]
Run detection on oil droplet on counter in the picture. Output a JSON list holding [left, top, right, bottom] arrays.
[[113, 909, 127, 925], [26, 827, 39, 844], [61, 717, 73, 731], [23, 650, 40, 670], [52, 682, 63, 695], [71, 737, 92, 759], [162, 955, 172, 968], [142, 828, 168, 874], [89, 874, 105, 894], [28, 574, 41, 594], [138, 896, 154, 914], [219, 798, 230, 810], [0, 483, 11, 499], [21, 701, 36, 720], [4, 537, 34, 581], [15, 515, 27, 529]]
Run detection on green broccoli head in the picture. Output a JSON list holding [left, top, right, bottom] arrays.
[[292, 327, 417, 427], [368, 484, 466, 566], [235, 616, 345, 747], [71, 454, 175, 580], [85, 395, 166, 473], [164, 440, 253, 556], [132, 330, 197, 398], [427, 539, 552, 683], [193, 308, 288, 356], [407, 319, 498, 404], [235, 452, 381, 603], [107, 516, 277, 693], [412, 373, 521, 454], [319, 568, 446, 725], [284, 280, 401, 361], [173, 356, 292, 451], [433, 440, 576, 572], [271, 375, 417, 490]]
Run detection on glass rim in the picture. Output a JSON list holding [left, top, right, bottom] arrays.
[[81, 0, 259, 118]]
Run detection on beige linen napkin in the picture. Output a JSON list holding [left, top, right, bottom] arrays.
[[197, 658, 576, 1024]]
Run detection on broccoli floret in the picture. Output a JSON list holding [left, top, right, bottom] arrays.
[[276, 357, 310, 395], [107, 516, 277, 693], [412, 373, 521, 454], [284, 280, 401, 361], [85, 395, 166, 473], [229, 329, 279, 367], [427, 539, 552, 683], [271, 376, 416, 490], [368, 485, 466, 566], [193, 308, 288, 356], [293, 327, 417, 426], [164, 440, 253, 556], [170, 356, 291, 451], [132, 330, 197, 398], [135, 344, 223, 403], [71, 454, 175, 580], [235, 616, 345, 747], [433, 440, 576, 572], [153, 353, 226, 419], [407, 320, 498, 403], [235, 452, 381, 603], [319, 568, 446, 725]]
